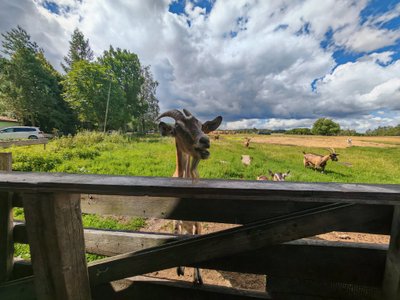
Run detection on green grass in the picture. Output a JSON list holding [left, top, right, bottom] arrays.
[[8, 131, 400, 260]]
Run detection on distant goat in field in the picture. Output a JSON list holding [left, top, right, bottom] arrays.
[[347, 138, 352, 147], [257, 170, 290, 181], [214, 134, 220, 140], [157, 108, 222, 284], [244, 137, 251, 148], [303, 148, 339, 173]]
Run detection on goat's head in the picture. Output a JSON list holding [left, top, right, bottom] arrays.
[[268, 170, 290, 181], [327, 148, 339, 161], [157, 109, 222, 160]]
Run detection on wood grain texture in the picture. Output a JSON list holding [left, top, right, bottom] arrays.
[[12, 238, 388, 287], [87, 203, 384, 286], [0, 152, 12, 283], [0, 172, 398, 204], [23, 192, 91, 300], [383, 205, 400, 300], [80, 194, 392, 233]]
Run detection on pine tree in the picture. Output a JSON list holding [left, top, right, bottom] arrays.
[[61, 28, 94, 73]]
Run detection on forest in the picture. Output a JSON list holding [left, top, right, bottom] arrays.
[[0, 26, 159, 135]]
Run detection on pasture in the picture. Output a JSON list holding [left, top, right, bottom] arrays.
[[8, 131, 400, 262], [6, 131, 400, 184]]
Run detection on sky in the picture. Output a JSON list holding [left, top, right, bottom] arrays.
[[0, 0, 399, 132]]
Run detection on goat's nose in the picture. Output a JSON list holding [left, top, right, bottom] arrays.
[[199, 136, 210, 148]]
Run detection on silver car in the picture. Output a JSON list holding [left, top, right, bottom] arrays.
[[0, 126, 45, 140]]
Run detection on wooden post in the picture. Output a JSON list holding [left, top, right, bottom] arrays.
[[23, 192, 91, 300], [383, 205, 400, 300], [0, 152, 13, 283]]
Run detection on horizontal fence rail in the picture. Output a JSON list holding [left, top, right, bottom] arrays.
[[1, 172, 400, 300], [0, 172, 399, 204]]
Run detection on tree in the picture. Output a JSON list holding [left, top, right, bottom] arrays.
[[61, 28, 94, 73], [137, 65, 159, 133], [286, 128, 312, 135], [312, 118, 340, 136], [62, 60, 125, 130], [0, 26, 76, 133], [99, 46, 143, 130]]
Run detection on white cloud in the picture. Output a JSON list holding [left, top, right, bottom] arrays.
[[0, 0, 399, 132]]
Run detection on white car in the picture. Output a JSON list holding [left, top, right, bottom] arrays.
[[0, 126, 45, 140]]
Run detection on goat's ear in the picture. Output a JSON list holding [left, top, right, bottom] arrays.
[[268, 169, 274, 176], [287, 170, 290, 174], [202, 116, 222, 133], [158, 122, 175, 136]]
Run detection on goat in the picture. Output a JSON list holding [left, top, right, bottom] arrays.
[[303, 148, 339, 173], [241, 155, 252, 166], [269, 170, 290, 181], [157, 109, 222, 284], [244, 137, 251, 148], [347, 138, 352, 147], [257, 170, 290, 181], [213, 134, 220, 140]]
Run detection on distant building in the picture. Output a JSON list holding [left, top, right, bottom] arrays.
[[0, 116, 20, 128]]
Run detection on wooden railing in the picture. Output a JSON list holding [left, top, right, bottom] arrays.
[[0, 171, 399, 300]]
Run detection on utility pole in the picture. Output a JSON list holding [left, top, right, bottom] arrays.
[[103, 80, 111, 133]]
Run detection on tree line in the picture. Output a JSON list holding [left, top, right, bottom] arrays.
[[0, 26, 159, 134], [284, 118, 399, 136]]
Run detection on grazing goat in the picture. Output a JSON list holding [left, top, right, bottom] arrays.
[[257, 170, 290, 181], [303, 148, 339, 173], [157, 109, 222, 284], [213, 134, 220, 140], [347, 138, 352, 147], [244, 137, 251, 148]]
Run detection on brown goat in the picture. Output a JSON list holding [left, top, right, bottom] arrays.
[[244, 137, 251, 148], [157, 109, 222, 284], [303, 148, 339, 172]]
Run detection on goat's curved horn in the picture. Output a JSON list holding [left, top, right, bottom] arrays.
[[326, 147, 335, 153], [182, 109, 192, 117], [156, 110, 185, 121]]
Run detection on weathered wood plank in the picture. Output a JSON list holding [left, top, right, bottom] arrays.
[[267, 276, 382, 300], [0, 152, 13, 283], [383, 205, 400, 300], [80, 194, 392, 233], [92, 276, 271, 300], [0, 138, 48, 149], [0, 172, 399, 204], [87, 203, 385, 286], [0, 192, 13, 283], [0, 276, 36, 300], [12, 238, 388, 287], [23, 192, 91, 300]]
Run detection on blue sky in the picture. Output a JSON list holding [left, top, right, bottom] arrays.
[[1, 0, 399, 132]]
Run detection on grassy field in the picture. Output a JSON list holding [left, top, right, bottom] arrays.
[[8, 131, 400, 260]]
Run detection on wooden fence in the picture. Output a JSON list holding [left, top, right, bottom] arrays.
[[0, 169, 399, 299], [0, 138, 48, 150]]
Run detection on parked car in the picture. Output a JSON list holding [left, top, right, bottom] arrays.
[[0, 126, 45, 140]]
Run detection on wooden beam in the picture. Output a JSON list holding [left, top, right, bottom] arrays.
[[80, 194, 392, 233], [383, 205, 400, 300], [0, 276, 36, 300], [0, 138, 48, 149], [13, 238, 388, 287], [92, 276, 271, 300], [23, 192, 91, 300], [267, 276, 382, 300], [87, 203, 384, 286], [0, 152, 13, 282], [0, 172, 398, 205]]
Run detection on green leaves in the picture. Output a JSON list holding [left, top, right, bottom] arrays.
[[312, 118, 341, 136]]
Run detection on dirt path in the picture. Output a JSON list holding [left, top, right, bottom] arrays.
[[249, 135, 400, 148]]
